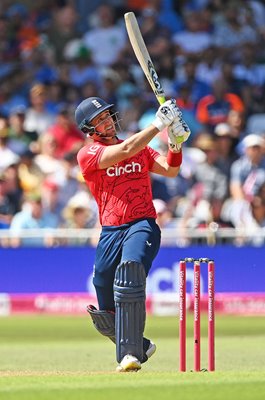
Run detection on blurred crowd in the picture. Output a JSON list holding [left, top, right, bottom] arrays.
[[0, 0, 265, 247]]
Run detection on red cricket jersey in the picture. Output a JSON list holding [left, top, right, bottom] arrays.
[[77, 140, 160, 226]]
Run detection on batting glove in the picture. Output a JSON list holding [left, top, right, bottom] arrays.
[[168, 118, 191, 152], [152, 99, 181, 131]]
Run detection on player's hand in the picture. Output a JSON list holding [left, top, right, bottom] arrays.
[[168, 118, 191, 152], [152, 99, 181, 131], [168, 132, 184, 152]]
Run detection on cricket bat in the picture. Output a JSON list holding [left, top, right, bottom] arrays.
[[124, 12, 166, 105]]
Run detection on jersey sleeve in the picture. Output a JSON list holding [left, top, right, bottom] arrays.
[[145, 145, 161, 169], [77, 143, 105, 175]]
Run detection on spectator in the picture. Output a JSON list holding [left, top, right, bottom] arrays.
[[178, 133, 228, 237], [138, 7, 171, 49], [79, 81, 99, 102], [191, 133, 228, 203], [233, 43, 265, 88], [7, 106, 38, 156], [152, 36, 176, 97], [9, 192, 59, 247], [223, 182, 265, 246], [34, 132, 64, 177], [27, 46, 59, 86], [196, 78, 245, 131], [230, 134, 265, 202], [0, 15, 19, 64], [100, 68, 120, 106], [175, 83, 203, 138], [173, 9, 213, 59], [0, 75, 28, 119], [151, 145, 199, 213], [7, 3, 39, 62], [220, 60, 247, 97], [196, 46, 222, 86], [226, 109, 247, 140], [127, 0, 148, 13], [222, 134, 265, 234], [232, 43, 265, 115], [214, 122, 239, 178], [246, 112, 265, 136], [246, 183, 265, 245], [61, 190, 99, 246], [62, 190, 97, 225], [25, 1, 53, 35], [56, 152, 81, 206], [45, 81, 68, 115], [213, 1, 258, 61], [147, 0, 184, 34], [0, 172, 16, 227], [174, 56, 212, 106], [152, 198, 175, 228], [41, 178, 64, 225], [17, 149, 44, 194], [47, 4, 79, 63], [47, 106, 83, 159], [2, 163, 23, 215], [113, 61, 141, 111], [195, 195, 235, 246], [248, 0, 265, 28], [151, 172, 171, 202], [0, 117, 20, 172], [0, 168, 20, 247], [65, 40, 102, 89], [82, 4, 126, 68], [24, 83, 55, 136]]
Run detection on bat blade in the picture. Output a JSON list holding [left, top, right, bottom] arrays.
[[124, 12, 166, 105]]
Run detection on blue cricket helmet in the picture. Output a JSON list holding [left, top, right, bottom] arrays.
[[75, 97, 114, 133]]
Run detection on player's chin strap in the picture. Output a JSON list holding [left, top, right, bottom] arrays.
[[81, 112, 122, 137]]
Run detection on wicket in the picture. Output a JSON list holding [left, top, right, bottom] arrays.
[[179, 257, 215, 372]]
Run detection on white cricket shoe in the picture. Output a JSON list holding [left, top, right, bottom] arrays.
[[116, 355, 141, 372]]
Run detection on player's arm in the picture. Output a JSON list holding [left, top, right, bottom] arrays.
[[98, 99, 179, 169], [151, 153, 181, 178], [99, 125, 159, 169]]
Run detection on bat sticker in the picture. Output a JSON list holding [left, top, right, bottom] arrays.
[[147, 60, 164, 95]]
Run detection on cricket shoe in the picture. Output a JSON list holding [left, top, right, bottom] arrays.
[[146, 341, 156, 359], [141, 339, 156, 363], [116, 355, 141, 372]]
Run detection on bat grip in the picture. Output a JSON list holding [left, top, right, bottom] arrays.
[[158, 96, 166, 105]]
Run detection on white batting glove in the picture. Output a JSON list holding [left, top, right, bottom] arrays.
[[152, 99, 181, 131], [168, 132, 184, 152], [168, 118, 191, 152]]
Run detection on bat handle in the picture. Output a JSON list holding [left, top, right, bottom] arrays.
[[158, 96, 166, 105]]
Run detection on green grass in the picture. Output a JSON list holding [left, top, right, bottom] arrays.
[[0, 314, 265, 400]]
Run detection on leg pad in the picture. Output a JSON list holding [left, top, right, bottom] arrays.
[[114, 261, 146, 363], [87, 305, 115, 343]]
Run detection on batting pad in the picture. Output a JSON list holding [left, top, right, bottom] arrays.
[[114, 261, 146, 363], [87, 305, 115, 343]]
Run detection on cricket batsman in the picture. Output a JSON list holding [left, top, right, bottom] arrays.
[[75, 96, 190, 371]]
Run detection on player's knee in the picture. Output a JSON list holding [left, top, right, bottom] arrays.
[[114, 261, 146, 300]]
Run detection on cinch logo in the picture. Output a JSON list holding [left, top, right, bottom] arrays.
[[92, 100, 102, 108], [106, 162, 141, 177]]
